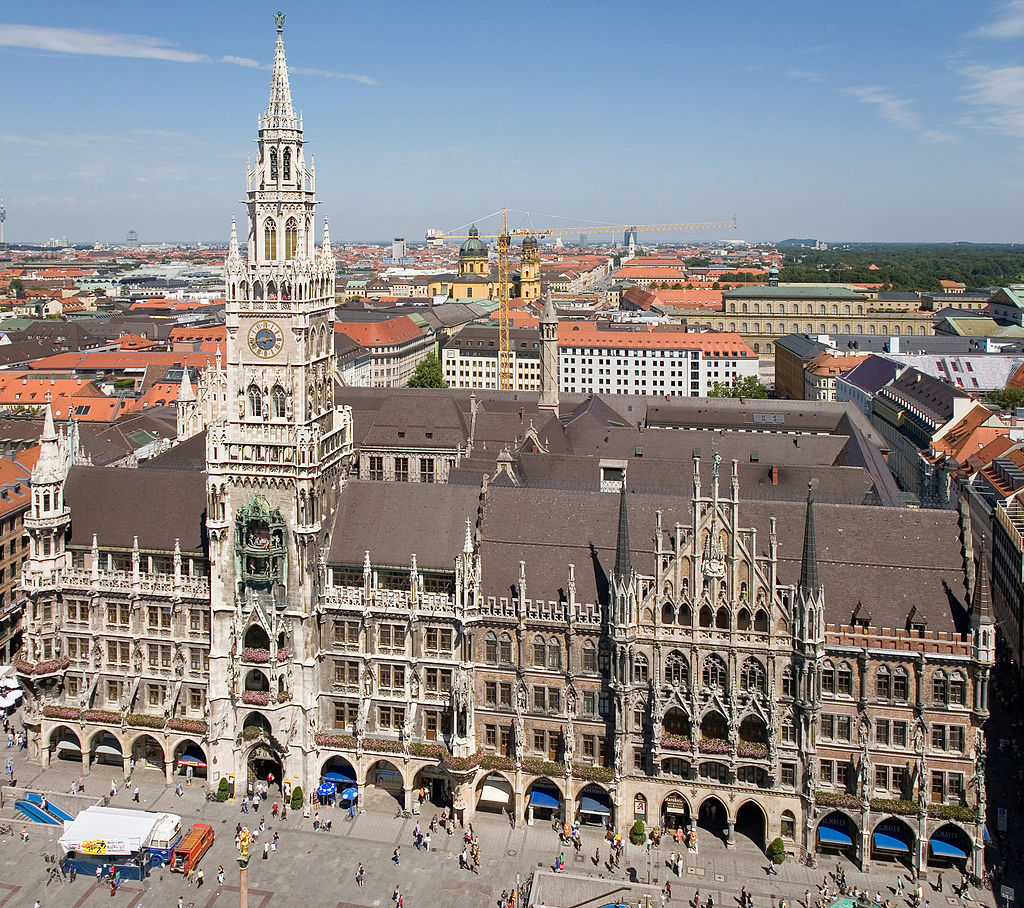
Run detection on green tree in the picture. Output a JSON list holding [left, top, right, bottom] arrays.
[[407, 352, 448, 388], [709, 376, 769, 399], [290, 785, 304, 812], [7, 278, 24, 299], [629, 819, 646, 846], [768, 836, 786, 864], [986, 386, 1024, 410]]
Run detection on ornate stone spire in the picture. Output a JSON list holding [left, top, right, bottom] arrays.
[[971, 537, 993, 624], [799, 483, 821, 595], [177, 365, 196, 403], [227, 216, 240, 263], [321, 217, 331, 256], [34, 404, 63, 483], [265, 12, 298, 130], [614, 480, 631, 583]]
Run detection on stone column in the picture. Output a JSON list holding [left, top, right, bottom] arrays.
[[164, 758, 174, 786], [726, 820, 735, 847], [860, 824, 871, 871]]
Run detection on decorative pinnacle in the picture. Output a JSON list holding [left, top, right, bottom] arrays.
[[275, 11, 285, 32], [265, 13, 297, 130]]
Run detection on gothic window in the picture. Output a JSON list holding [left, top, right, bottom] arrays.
[[264, 220, 277, 261], [285, 218, 298, 260], [702, 654, 727, 691], [269, 148, 278, 181], [484, 632, 497, 665], [715, 606, 729, 630], [948, 673, 966, 705], [253, 282, 263, 300], [699, 605, 713, 628], [582, 640, 597, 673], [547, 639, 561, 671], [737, 608, 751, 630], [821, 661, 836, 694], [283, 147, 291, 181], [837, 662, 854, 696], [499, 633, 513, 664], [662, 602, 675, 624], [932, 672, 948, 704], [753, 608, 769, 632], [665, 650, 688, 686], [247, 384, 262, 418], [740, 657, 766, 693], [876, 666, 891, 699], [271, 385, 287, 419], [306, 218, 312, 256], [781, 665, 795, 697], [632, 653, 649, 684], [892, 667, 909, 702], [678, 603, 691, 625]]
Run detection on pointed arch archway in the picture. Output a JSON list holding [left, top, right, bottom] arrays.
[[735, 800, 767, 850]]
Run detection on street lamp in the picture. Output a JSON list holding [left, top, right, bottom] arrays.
[[237, 826, 251, 908]]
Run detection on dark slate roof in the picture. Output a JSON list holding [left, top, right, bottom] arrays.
[[328, 480, 479, 571], [141, 430, 208, 472], [477, 486, 967, 633], [774, 333, 830, 361], [881, 367, 970, 424], [65, 465, 206, 553], [358, 392, 469, 450], [841, 354, 900, 395]]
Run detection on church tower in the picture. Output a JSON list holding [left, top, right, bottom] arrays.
[[538, 294, 559, 411], [206, 13, 354, 789], [519, 236, 541, 300]]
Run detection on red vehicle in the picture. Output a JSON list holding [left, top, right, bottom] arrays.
[[170, 823, 214, 874]]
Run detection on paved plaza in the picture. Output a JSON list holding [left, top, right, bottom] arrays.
[[0, 749, 1004, 908]]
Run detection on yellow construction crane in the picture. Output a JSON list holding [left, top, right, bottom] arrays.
[[430, 210, 736, 389]]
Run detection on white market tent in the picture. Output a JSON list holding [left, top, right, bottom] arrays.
[[58, 807, 182, 856]]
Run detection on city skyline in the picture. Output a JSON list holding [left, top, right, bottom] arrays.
[[2, 1, 1024, 245]]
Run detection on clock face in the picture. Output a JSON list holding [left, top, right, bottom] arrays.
[[248, 320, 284, 358]]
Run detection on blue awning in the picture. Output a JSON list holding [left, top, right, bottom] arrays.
[[580, 796, 611, 816], [818, 825, 853, 846], [874, 831, 910, 853], [530, 790, 559, 809], [317, 782, 337, 797], [930, 838, 968, 860], [323, 771, 355, 784], [339, 787, 359, 802], [983, 826, 990, 844]]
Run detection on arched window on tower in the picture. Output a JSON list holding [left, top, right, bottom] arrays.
[[271, 385, 287, 418], [269, 148, 278, 182], [264, 220, 277, 261], [283, 147, 291, 182], [285, 218, 298, 260], [248, 384, 262, 418]]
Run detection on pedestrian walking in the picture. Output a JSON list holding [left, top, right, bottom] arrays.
[[197, 868, 205, 888], [806, 890, 812, 907], [393, 846, 401, 865], [133, 785, 140, 802], [175, 781, 184, 797], [424, 831, 432, 851], [263, 841, 269, 859], [393, 885, 401, 903], [937, 874, 943, 893], [356, 863, 365, 887], [217, 865, 225, 886]]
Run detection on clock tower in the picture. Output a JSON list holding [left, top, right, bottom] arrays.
[[207, 13, 353, 789]]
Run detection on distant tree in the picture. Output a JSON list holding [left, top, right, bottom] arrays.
[[92, 287, 106, 297], [408, 352, 448, 388], [986, 386, 1024, 411], [685, 257, 711, 267], [709, 376, 768, 399], [670, 283, 683, 290], [712, 281, 721, 290], [7, 278, 24, 299]]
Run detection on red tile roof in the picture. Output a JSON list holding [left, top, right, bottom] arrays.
[[334, 316, 425, 347]]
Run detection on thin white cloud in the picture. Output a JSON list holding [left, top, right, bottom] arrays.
[[960, 64, 1024, 136], [0, 23, 376, 84], [783, 69, 827, 84], [222, 55, 262, 69], [843, 85, 955, 144], [973, 0, 1024, 38], [0, 23, 208, 62]]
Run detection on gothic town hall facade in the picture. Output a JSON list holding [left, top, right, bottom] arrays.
[[16, 18, 992, 879]]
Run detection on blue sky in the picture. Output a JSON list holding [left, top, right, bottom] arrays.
[[2, 1, 1024, 245]]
